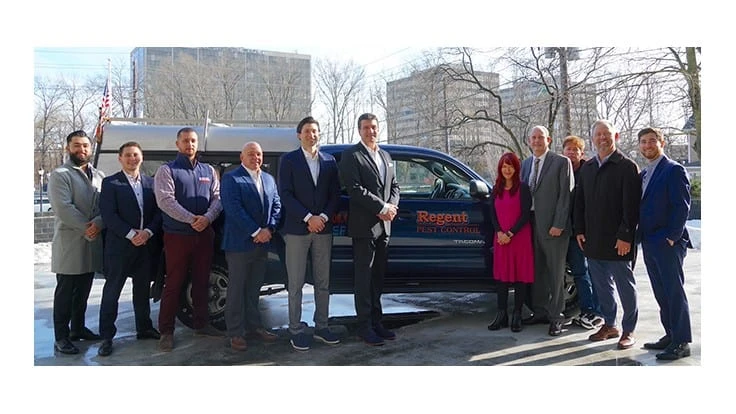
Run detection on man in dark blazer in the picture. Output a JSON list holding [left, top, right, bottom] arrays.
[[220, 141, 281, 351], [97, 142, 162, 356], [637, 127, 693, 360], [520, 125, 574, 336], [575, 119, 641, 350], [278, 117, 341, 351], [338, 113, 400, 346]]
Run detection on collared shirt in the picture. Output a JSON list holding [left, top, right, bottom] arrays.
[[527, 149, 549, 189], [244, 165, 264, 238], [528, 150, 548, 211], [301, 147, 320, 186], [360, 141, 391, 216], [244, 164, 263, 203], [123, 171, 154, 240], [641, 154, 664, 197], [360, 141, 385, 184], [300, 148, 329, 224], [595, 150, 615, 167]]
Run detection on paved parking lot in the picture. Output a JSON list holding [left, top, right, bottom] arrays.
[[26, 241, 715, 413], [33, 246, 701, 367]]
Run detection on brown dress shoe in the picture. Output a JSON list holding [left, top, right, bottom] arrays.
[[589, 325, 620, 342], [158, 334, 174, 352], [248, 328, 278, 342], [230, 336, 248, 351], [617, 332, 636, 349]]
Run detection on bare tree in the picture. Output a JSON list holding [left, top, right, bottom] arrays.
[[34, 77, 66, 177], [314, 58, 365, 144], [669, 47, 701, 159]]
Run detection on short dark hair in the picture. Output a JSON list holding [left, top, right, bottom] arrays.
[[176, 127, 197, 139], [357, 113, 378, 131], [118, 141, 142, 156], [296, 116, 320, 134], [66, 130, 90, 144], [637, 127, 663, 141]]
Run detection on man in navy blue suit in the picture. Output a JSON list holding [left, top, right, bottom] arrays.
[[97, 142, 162, 356], [220, 142, 281, 351], [637, 127, 693, 360], [278, 116, 341, 351]]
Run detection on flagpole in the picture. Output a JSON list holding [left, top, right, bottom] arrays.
[[93, 58, 112, 167]]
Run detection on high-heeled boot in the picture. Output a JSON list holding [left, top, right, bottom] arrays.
[[487, 310, 509, 330], [510, 309, 522, 332]]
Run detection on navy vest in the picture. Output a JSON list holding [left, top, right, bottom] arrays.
[[161, 153, 215, 234]]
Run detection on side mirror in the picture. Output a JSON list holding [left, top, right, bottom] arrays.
[[469, 179, 491, 199]]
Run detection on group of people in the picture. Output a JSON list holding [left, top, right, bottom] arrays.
[[47, 113, 400, 356], [45, 114, 693, 361], [486, 120, 693, 360]]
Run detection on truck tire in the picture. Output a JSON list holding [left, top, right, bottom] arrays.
[[563, 263, 579, 317], [176, 256, 228, 331]]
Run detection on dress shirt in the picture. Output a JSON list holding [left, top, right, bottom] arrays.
[[528, 150, 548, 211], [360, 141, 390, 216], [244, 165, 265, 237], [641, 154, 664, 197], [301, 148, 330, 224]]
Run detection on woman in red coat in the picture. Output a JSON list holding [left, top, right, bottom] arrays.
[[487, 152, 535, 332]]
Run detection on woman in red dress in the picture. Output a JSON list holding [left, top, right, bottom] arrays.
[[487, 152, 535, 332]]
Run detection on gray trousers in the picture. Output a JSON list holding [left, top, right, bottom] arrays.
[[531, 234, 569, 322], [284, 233, 333, 334], [225, 249, 267, 337]]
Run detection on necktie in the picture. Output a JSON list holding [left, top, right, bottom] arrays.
[[530, 157, 541, 193]]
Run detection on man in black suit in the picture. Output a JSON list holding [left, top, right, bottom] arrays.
[[97, 142, 162, 356], [338, 113, 400, 346]]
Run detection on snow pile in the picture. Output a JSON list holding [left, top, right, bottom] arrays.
[[687, 220, 700, 250], [34, 242, 52, 265]]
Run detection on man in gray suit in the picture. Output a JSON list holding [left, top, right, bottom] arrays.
[[338, 113, 400, 346], [520, 125, 574, 336], [47, 130, 106, 354]]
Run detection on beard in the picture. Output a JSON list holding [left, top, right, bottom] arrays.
[[69, 152, 90, 166]]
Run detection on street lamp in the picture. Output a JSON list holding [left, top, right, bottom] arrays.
[[38, 168, 44, 213]]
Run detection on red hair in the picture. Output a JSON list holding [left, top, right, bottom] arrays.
[[492, 152, 521, 198]]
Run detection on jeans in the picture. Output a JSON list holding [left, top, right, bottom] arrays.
[[588, 258, 638, 333], [566, 237, 600, 315]]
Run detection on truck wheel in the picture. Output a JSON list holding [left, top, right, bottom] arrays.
[[176, 258, 228, 331]]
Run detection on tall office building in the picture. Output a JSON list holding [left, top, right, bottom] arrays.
[[499, 79, 598, 152], [130, 47, 311, 124], [387, 66, 504, 177]]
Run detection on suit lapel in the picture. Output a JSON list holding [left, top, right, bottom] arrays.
[[357, 144, 381, 181], [118, 171, 143, 226], [296, 150, 317, 188], [240, 166, 263, 213]]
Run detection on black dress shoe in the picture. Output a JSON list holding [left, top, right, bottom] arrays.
[[137, 328, 161, 340], [510, 310, 522, 332], [656, 342, 691, 360], [373, 324, 396, 340], [97, 339, 113, 357], [548, 321, 563, 336], [644, 336, 672, 350], [69, 327, 101, 341], [54, 338, 79, 355], [522, 313, 548, 325], [488, 310, 509, 331]]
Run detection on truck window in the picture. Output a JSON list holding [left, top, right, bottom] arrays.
[[394, 157, 472, 200]]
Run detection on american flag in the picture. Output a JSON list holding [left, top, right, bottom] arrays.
[[100, 78, 111, 119], [94, 78, 111, 141]]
